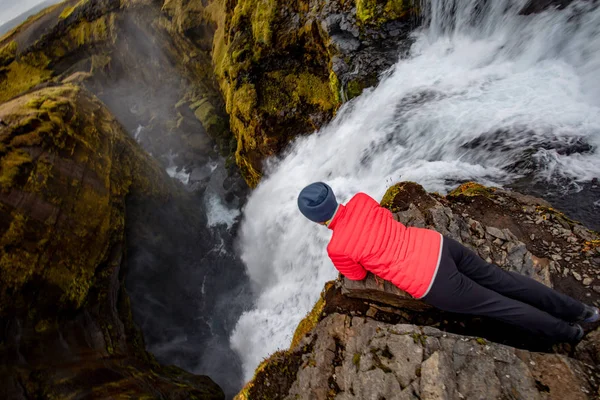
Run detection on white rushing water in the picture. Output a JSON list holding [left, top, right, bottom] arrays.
[[231, 0, 600, 380]]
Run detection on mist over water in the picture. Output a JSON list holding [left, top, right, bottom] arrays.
[[232, 0, 600, 380]]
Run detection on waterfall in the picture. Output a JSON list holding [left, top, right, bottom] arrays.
[[232, 0, 600, 380]]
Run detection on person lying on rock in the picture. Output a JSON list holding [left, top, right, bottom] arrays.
[[297, 182, 600, 343]]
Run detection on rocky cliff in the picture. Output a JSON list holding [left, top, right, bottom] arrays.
[[236, 182, 600, 399], [0, 0, 421, 187], [0, 0, 232, 172], [205, 0, 421, 185], [1, 0, 597, 399], [0, 85, 223, 399]]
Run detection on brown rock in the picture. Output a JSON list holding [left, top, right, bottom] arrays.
[[342, 274, 432, 312]]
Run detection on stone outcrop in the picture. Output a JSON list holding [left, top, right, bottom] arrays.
[[205, 0, 420, 185], [235, 182, 600, 399], [287, 316, 594, 400], [0, 0, 232, 172], [0, 86, 223, 399]]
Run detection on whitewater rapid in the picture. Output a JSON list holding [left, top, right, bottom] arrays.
[[231, 0, 600, 380]]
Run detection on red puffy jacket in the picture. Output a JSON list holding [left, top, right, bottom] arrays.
[[327, 192, 443, 299]]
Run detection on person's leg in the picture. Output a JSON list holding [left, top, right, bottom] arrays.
[[422, 243, 580, 343], [443, 236, 585, 322]]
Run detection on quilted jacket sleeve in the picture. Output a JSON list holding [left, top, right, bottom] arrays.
[[328, 250, 367, 281]]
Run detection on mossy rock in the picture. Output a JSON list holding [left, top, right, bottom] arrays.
[[380, 181, 438, 213], [0, 85, 224, 399], [356, 0, 417, 25], [208, 0, 342, 187], [234, 349, 306, 400], [0, 41, 17, 67], [448, 182, 496, 198], [0, 85, 170, 318], [290, 281, 335, 350]]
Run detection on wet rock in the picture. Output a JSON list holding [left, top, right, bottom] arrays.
[[520, 0, 574, 15], [331, 34, 361, 52]]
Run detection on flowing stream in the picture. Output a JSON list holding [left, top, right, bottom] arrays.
[[232, 0, 600, 381]]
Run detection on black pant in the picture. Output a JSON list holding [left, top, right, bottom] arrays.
[[422, 237, 585, 342]]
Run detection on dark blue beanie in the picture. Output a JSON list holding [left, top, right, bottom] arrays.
[[297, 182, 338, 223]]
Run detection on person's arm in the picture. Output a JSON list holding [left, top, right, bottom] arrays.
[[328, 251, 367, 281]]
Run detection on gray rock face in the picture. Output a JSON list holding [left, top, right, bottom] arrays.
[[286, 315, 594, 399], [311, 0, 418, 98]]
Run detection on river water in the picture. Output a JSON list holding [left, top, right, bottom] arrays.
[[232, 0, 600, 381]]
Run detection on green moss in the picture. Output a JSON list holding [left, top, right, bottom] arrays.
[[289, 281, 335, 350], [233, 84, 258, 120], [259, 71, 338, 114], [356, 0, 414, 24], [59, 6, 76, 19], [352, 353, 361, 369], [0, 213, 40, 296], [294, 72, 338, 111], [235, 150, 262, 188], [346, 80, 365, 100], [0, 58, 52, 103], [193, 99, 227, 143], [0, 149, 32, 188], [476, 338, 487, 345], [380, 183, 403, 211], [229, 0, 277, 46], [329, 71, 342, 104], [208, 0, 342, 188], [534, 205, 579, 228], [411, 332, 427, 346], [448, 182, 496, 198], [91, 54, 111, 72], [241, 348, 307, 400], [0, 41, 17, 66], [356, 0, 378, 22], [290, 295, 324, 349], [384, 0, 407, 16], [26, 96, 48, 109], [251, 0, 277, 45], [67, 17, 110, 47]]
